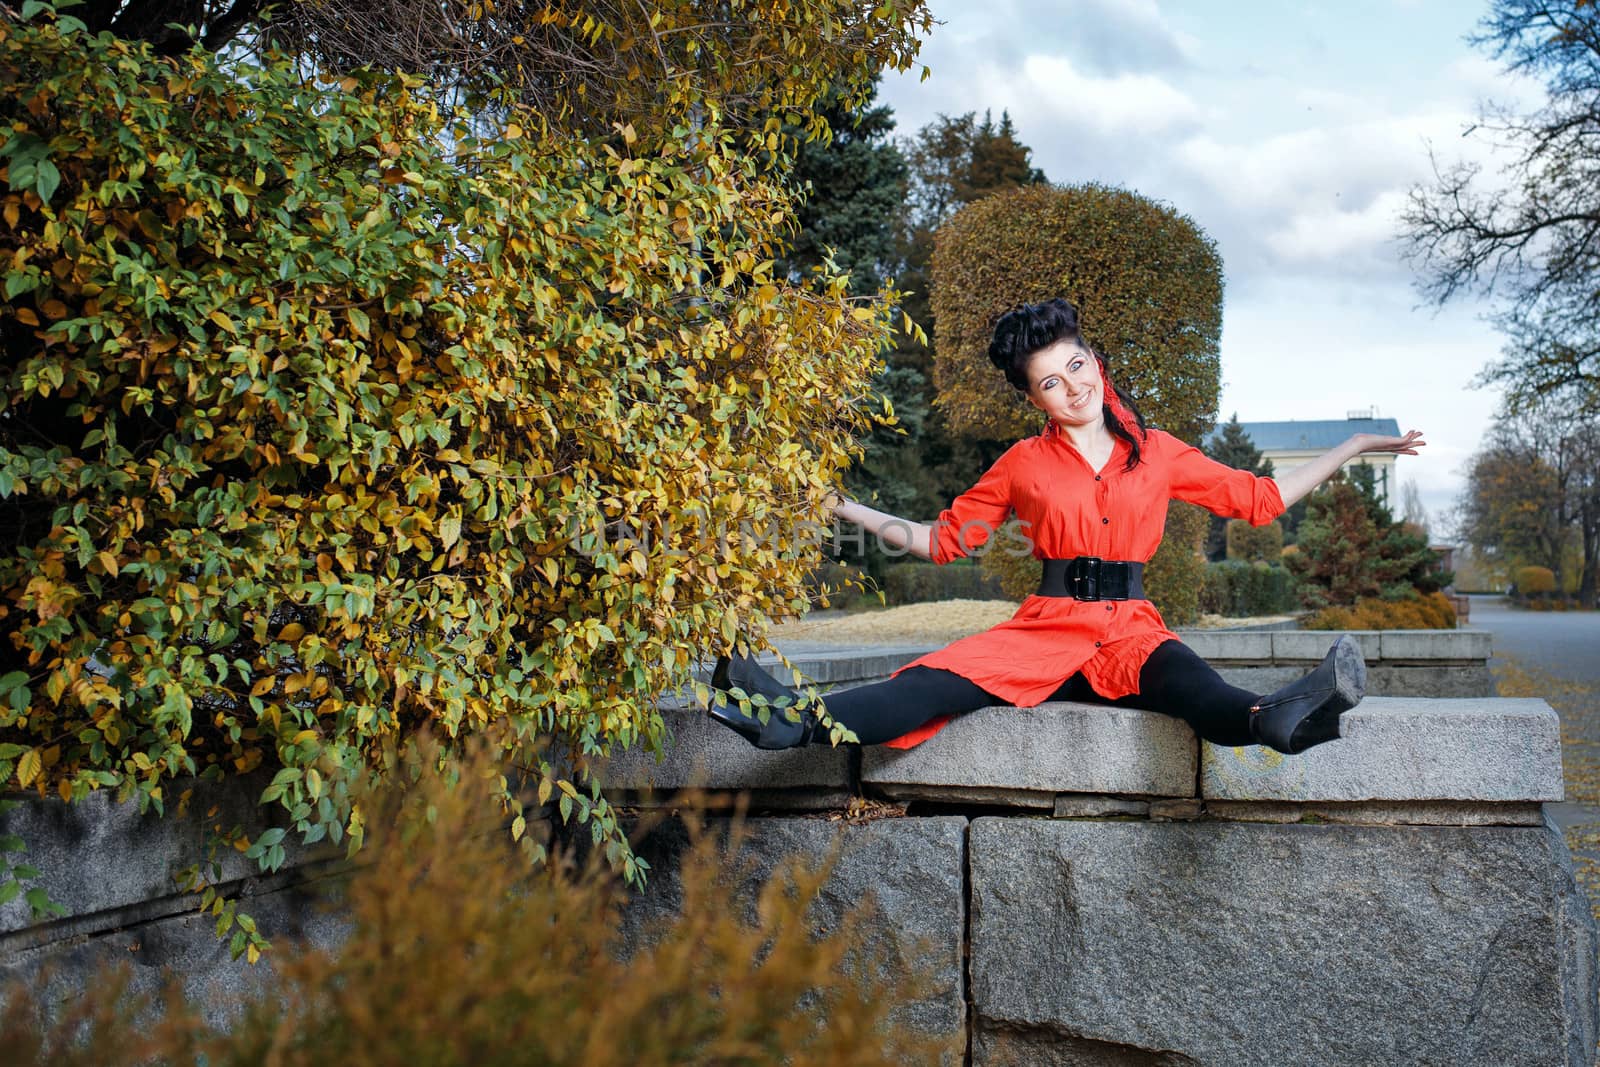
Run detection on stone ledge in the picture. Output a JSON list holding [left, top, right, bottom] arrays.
[[596, 700, 852, 796], [1205, 799, 1547, 826], [1202, 697, 1563, 804], [1178, 629, 1493, 665], [0, 771, 293, 937], [861, 703, 1197, 800]]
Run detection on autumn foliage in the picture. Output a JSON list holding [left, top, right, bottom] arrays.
[[0, 3, 929, 931]]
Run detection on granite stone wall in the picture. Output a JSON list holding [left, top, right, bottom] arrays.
[[2, 632, 1594, 1065]]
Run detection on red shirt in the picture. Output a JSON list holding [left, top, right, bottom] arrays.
[[883, 422, 1285, 748]]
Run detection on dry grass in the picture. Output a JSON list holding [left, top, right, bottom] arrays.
[[773, 599, 1297, 647]]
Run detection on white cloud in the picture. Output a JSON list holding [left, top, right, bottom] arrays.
[[1262, 189, 1410, 267], [1017, 54, 1202, 136]]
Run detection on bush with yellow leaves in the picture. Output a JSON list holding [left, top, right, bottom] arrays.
[[0, 2, 928, 943]]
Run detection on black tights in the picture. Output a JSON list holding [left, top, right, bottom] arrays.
[[821, 639, 1259, 747]]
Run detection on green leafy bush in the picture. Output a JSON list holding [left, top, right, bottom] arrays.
[[1514, 565, 1558, 595], [0, 7, 918, 932], [1199, 560, 1300, 617], [881, 559, 1007, 605], [1225, 518, 1283, 563], [0, 738, 950, 1066]]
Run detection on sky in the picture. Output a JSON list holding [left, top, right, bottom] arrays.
[[874, 0, 1545, 530]]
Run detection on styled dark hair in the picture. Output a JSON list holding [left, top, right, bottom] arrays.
[[987, 298, 1147, 469]]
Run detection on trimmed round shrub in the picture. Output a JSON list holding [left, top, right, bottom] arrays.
[[1226, 519, 1283, 563], [1514, 565, 1557, 595]]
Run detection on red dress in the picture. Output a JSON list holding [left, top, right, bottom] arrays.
[[883, 422, 1285, 749]]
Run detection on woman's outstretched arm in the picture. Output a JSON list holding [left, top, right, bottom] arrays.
[[1271, 430, 1427, 508], [830, 497, 935, 562]]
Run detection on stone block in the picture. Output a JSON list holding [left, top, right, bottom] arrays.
[[1271, 630, 1380, 662], [1213, 666, 1302, 693], [597, 701, 851, 797], [1380, 628, 1493, 662], [1370, 663, 1495, 698], [1051, 795, 1149, 819], [0, 771, 305, 937], [1175, 629, 1274, 662], [0, 878, 351, 1032], [1206, 799, 1546, 827], [617, 814, 967, 1062], [968, 818, 1598, 1066], [871, 784, 1056, 810], [1217, 665, 1496, 699], [1202, 697, 1563, 804], [861, 703, 1197, 799]]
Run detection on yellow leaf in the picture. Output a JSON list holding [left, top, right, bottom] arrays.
[[250, 677, 274, 697], [292, 729, 318, 745], [208, 310, 236, 333], [14, 307, 39, 326], [97, 551, 119, 577], [537, 777, 552, 805], [246, 943, 261, 965], [278, 622, 305, 643], [440, 512, 462, 549], [17, 748, 41, 788], [511, 813, 526, 841], [505, 122, 524, 140]]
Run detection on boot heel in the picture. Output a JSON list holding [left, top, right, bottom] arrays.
[[1249, 634, 1366, 754]]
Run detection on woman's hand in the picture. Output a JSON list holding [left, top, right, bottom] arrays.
[[1271, 429, 1428, 509], [1351, 429, 1426, 457]]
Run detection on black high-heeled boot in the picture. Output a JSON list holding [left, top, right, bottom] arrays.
[[1248, 634, 1367, 754], [707, 652, 826, 750]]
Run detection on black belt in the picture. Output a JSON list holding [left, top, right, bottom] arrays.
[[1037, 557, 1145, 601]]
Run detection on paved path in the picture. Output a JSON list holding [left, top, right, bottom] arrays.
[[1468, 594, 1600, 686]]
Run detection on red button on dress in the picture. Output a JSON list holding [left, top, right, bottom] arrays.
[[880, 423, 1285, 749]]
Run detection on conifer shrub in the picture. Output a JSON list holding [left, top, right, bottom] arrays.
[[1302, 591, 1457, 631], [931, 183, 1225, 626], [0, 8, 919, 932], [0, 737, 949, 1065]]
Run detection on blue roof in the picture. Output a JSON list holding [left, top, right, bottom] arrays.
[[1208, 418, 1402, 452]]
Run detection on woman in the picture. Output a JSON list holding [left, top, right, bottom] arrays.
[[709, 299, 1426, 755]]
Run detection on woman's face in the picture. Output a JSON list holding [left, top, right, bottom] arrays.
[[1024, 340, 1103, 428]]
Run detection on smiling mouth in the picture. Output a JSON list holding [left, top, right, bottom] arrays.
[[1069, 393, 1094, 409]]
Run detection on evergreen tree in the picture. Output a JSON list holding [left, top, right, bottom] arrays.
[[1288, 469, 1450, 609], [892, 110, 1048, 513], [779, 78, 907, 296], [1202, 415, 1273, 561]]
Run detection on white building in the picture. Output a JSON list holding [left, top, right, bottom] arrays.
[[1210, 411, 1402, 506]]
